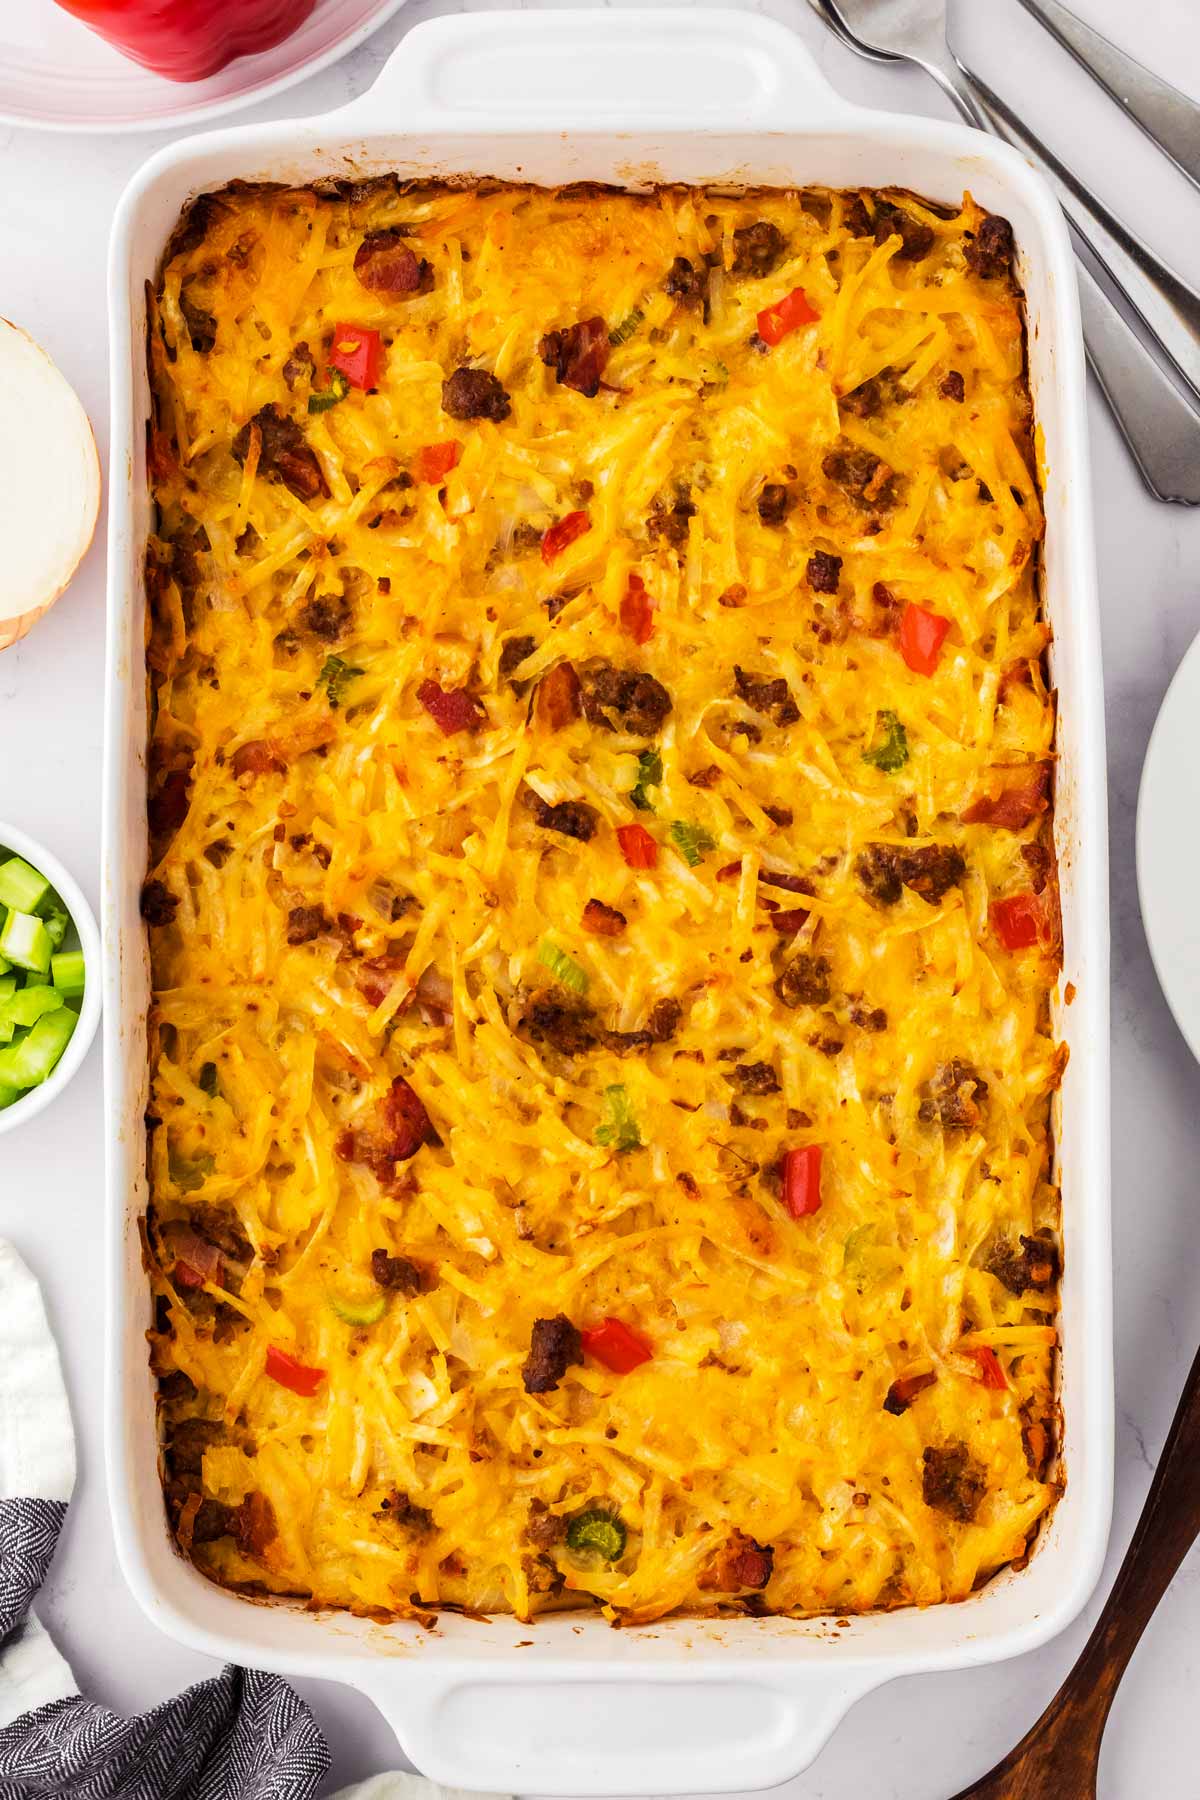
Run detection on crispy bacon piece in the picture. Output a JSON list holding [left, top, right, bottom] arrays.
[[336, 1076, 436, 1184], [417, 679, 486, 736], [962, 765, 1050, 830], [148, 765, 192, 837], [232, 405, 329, 504], [354, 229, 428, 295], [541, 510, 591, 564], [883, 1371, 937, 1415], [537, 661, 582, 729], [231, 740, 286, 779], [582, 898, 627, 937], [699, 1529, 775, 1592], [371, 1249, 425, 1295], [539, 317, 610, 397], [620, 573, 655, 645]]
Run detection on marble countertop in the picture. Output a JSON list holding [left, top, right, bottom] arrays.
[[1, 0, 1198, 1793]]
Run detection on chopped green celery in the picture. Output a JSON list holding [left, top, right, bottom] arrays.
[[0, 976, 15, 1004], [538, 938, 588, 995], [51, 950, 86, 997], [0, 909, 52, 974], [0, 954, 10, 975], [0, 1007, 76, 1088], [629, 749, 663, 813], [168, 1145, 215, 1193], [42, 909, 69, 949], [328, 1288, 388, 1327], [0, 1020, 13, 1044], [595, 1083, 641, 1152], [566, 1508, 627, 1562], [0, 1082, 20, 1109], [669, 819, 716, 868], [5, 986, 65, 1028], [0, 856, 50, 913], [22, 969, 51, 987], [318, 655, 364, 709], [608, 308, 644, 347], [862, 709, 909, 773]]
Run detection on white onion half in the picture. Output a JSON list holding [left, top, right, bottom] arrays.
[[0, 319, 101, 649]]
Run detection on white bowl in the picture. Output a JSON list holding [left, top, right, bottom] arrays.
[[0, 819, 101, 1136]]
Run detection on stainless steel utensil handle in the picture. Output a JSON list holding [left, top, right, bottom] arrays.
[[959, 62, 1200, 407], [1017, 0, 1200, 192]]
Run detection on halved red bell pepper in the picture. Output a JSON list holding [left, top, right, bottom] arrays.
[[542, 510, 591, 564], [265, 1345, 325, 1397], [620, 573, 655, 645], [899, 603, 950, 676], [966, 1344, 1008, 1390], [617, 823, 658, 870], [416, 440, 463, 484], [782, 1144, 822, 1218], [756, 287, 819, 347], [582, 1317, 653, 1374], [328, 322, 384, 391], [990, 892, 1043, 951]]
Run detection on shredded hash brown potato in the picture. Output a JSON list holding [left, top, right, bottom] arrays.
[[144, 179, 1063, 1624]]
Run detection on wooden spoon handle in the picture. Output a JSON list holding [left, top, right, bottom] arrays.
[[957, 1340, 1200, 1796]]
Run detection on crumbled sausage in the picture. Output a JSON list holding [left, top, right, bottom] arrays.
[[647, 490, 696, 546], [844, 195, 873, 238], [774, 953, 831, 1008], [499, 635, 536, 683], [140, 879, 178, 926], [179, 283, 216, 354], [822, 443, 897, 511], [524, 996, 598, 1057], [371, 1249, 425, 1295], [726, 1061, 780, 1095], [918, 1059, 988, 1131], [539, 318, 610, 397], [442, 366, 511, 422], [985, 1229, 1060, 1295], [297, 593, 352, 641], [839, 378, 882, 418], [580, 664, 673, 736], [233, 1490, 278, 1558], [699, 1528, 774, 1591], [663, 256, 708, 308], [523, 790, 600, 841], [757, 483, 791, 526], [940, 370, 966, 403], [856, 843, 966, 906], [647, 997, 682, 1042], [377, 1489, 433, 1531], [281, 342, 315, 390], [525, 1499, 567, 1549], [733, 665, 799, 727], [964, 213, 1014, 281], [522, 1314, 583, 1394], [806, 551, 842, 594], [232, 405, 329, 504], [732, 222, 786, 277], [874, 201, 935, 261], [286, 905, 330, 945], [922, 1443, 987, 1523]]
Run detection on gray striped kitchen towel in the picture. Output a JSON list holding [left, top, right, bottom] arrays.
[[0, 1240, 498, 1800]]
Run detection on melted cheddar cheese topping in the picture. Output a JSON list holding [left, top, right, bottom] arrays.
[[145, 180, 1062, 1625]]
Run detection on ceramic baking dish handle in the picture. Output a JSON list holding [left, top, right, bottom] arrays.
[[335, 8, 860, 133], [358, 1664, 876, 1795]]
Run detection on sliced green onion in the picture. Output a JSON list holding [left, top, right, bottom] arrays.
[[318, 655, 364, 709], [608, 308, 644, 347], [307, 369, 351, 414], [669, 819, 716, 868], [51, 950, 86, 997], [328, 1287, 388, 1327], [629, 749, 663, 813], [538, 938, 589, 995], [0, 856, 50, 913], [0, 909, 52, 975], [566, 1508, 627, 1561], [595, 1083, 641, 1153], [862, 709, 909, 773]]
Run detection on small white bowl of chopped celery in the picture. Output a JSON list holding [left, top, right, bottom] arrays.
[[0, 822, 100, 1135]]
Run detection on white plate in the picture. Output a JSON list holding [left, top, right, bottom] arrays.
[[1137, 629, 1200, 1061], [0, 0, 407, 134]]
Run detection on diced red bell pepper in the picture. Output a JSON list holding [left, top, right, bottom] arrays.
[[782, 1144, 823, 1218], [756, 287, 820, 347], [990, 892, 1043, 951], [617, 823, 658, 869], [620, 573, 655, 645], [967, 1344, 1008, 1390], [328, 322, 384, 391], [582, 1316, 653, 1374], [541, 510, 591, 564], [899, 603, 951, 676], [417, 679, 485, 736], [416, 440, 463, 484], [265, 1345, 325, 1397]]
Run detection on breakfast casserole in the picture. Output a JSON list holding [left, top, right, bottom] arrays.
[[143, 178, 1064, 1625]]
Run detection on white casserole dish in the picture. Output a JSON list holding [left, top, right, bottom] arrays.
[[102, 11, 1113, 1793]]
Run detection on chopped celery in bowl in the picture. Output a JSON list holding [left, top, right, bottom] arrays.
[[0, 822, 100, 1136]]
